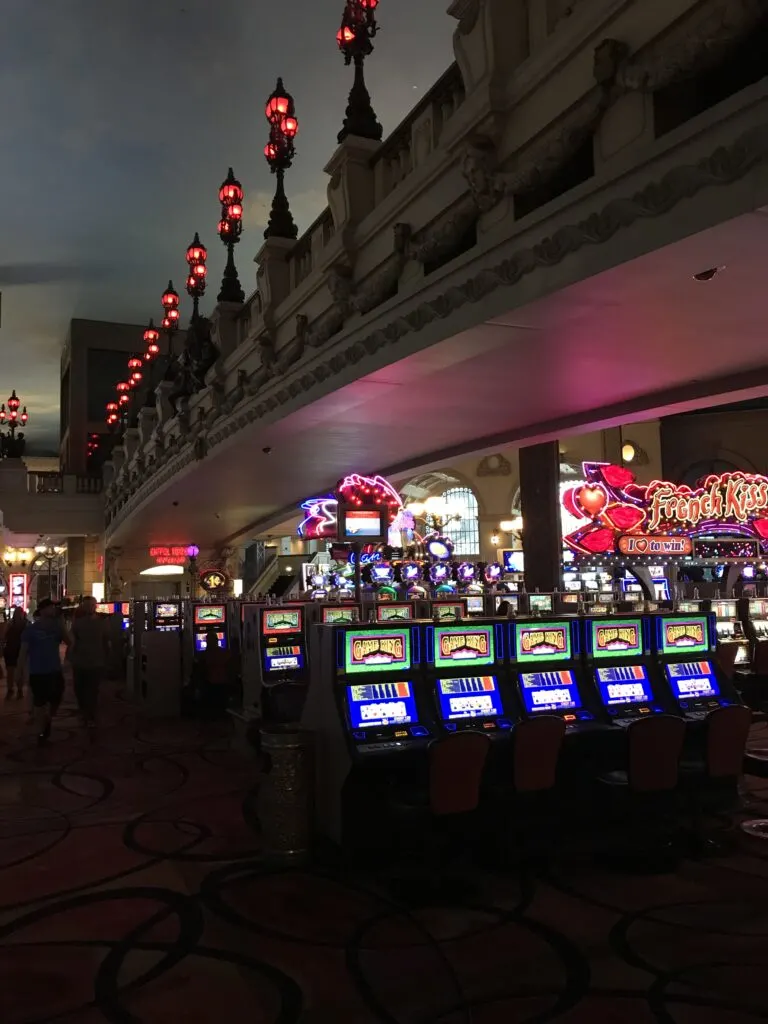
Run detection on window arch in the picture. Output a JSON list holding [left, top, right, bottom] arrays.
[[442, 487, 479, 556]]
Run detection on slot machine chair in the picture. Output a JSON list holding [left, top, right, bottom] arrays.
[[595, 715, 686, 868]]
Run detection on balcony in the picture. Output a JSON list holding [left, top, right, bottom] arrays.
[[0, 462, 104, 535]]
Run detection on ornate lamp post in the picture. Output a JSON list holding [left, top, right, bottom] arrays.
[[105, 402, 119, 429], [217, 168, 245, 303], [263, 79, 299, 240], [142, 319, 161, 362], [34, 543, 66, 601], [185, 234, 208, 321], [0, 390, 29, 440], [336, 0, 383, 143], [161, 282, 181, 340]]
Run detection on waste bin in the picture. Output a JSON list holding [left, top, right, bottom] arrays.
[[259, 724, 314, 862]]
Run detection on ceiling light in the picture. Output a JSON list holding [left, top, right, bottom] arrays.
[[140, 564, 184, 576], [621, 442, 636, 463], [692, 265, 724, 282]]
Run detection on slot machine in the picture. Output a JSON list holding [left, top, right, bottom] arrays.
[[137, 599, 183, 717], [301, 622, 430, 850], [239, 601, 266, 711], [511, 618, 603, 733], [430, 598, 468, 622], [582, 615, 665, 727], [651, 612, 742, 722], [152, 601, 182, 632], [744, 598, 768, 642], [707, 599, 750, 666], [321, 605, 361, 625], [422, 620, 513, 738], [375, 602, 414, 623], [191, 602, 228, 651], [259, 606, 307, 685]]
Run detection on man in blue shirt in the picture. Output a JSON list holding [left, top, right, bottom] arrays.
[[20, 599, 70, 744]]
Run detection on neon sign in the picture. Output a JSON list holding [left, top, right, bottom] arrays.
[[149, 545, 196, 566], [297, 474, 405, 540], [562, 464, 768, 558]]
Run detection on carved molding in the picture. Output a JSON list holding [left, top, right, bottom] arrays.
[[105, 122, 768, 532], [477, 453, 511, 478]]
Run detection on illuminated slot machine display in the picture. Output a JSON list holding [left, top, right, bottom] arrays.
[[153, 601, 182, 632], [747, 599, 768, 641], [495, 593, 519, 615], [376, 603, 414, 622], [321, 605, 361, 625], [676, 600, 702, 613], [708, 599, 750, 665], [652, 613, 740, 722], [512, 619, 600, 732], [95, 603, 112, 616], [192, 604, 228, 651], [431, 598, 468, 622], [425, 620, 512, 737], [118, 602, 131, 631], [465, 594, 485, 616], [527, 593, 554, 616], [260, 606, 305, 682], [583, 616, 663, 727]]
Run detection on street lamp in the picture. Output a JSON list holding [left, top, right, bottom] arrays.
[[185, 233, 208, 321], [34, 544, 66, 601], [0, 389, 29, 457], [217, 167, 245, 304], [336, 0, 383, 144], [263, 78, 299, 240]]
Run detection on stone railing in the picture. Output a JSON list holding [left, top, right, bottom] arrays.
[[0, 463, 105, 535], [104, 0, 768, 534], [28, 472, 104, 496]]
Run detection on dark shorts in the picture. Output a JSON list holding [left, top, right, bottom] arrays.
[[30, 672, 65, 708]]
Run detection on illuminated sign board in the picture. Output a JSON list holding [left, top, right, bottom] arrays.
[[563, 465, 768, 558], [514, 621, 571, 663], [149, 545, 195, 565], [657, 615, 710, 656], [343, 628, 411, 675], [589, 618, 644, 660], [261, 608, 302, 634], [297, 473, 414, 548], [432, 626, 494, 670]]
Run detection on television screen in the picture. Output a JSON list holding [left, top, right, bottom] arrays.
[[529, 594, 553, 612], [518, 670, 582, 714], [155, 603, 179, 620], [261, 608, 302, 634], [665, 661, 720, 701], [339, 507, 386, 541], [657, 615, 709, 656], [264, 645, 304, 673], [194, 605, 226, 626], [432, 625, 495, 669], [346, 681, 418, 729], [496, 594, 518, 612], [503, 550, 524, 573], [466, 595, 484, 614], [322, 606, 360, 624], [595, 665, 652, 706], [436, 675, 502, 721], [376, 604, 413, 621], [514, 621, 571, 663], [343, 628, 411, 675], [590, 618, 644, 660]]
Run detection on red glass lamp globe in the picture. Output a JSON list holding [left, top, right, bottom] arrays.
[[218, 169, 243, 206], [281, 115, 298, 138], [161, 283, 180, 310], [115, 381, 130, 393], [265, 79, 294, 124], [186, 235, 207, 265]]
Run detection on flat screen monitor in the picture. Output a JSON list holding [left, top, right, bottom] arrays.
[[595, 664, 653, 707], [195, 631, 226, 652], [264, 645, 304, 672], [436, 675, 502, 721], [518, 670, 582, 714], [712, 601, 737, 619], [434, 603, 465, 621], [503, 550, 524, 573], [432, 624, 495, 669], [346, 680, 418, 729], [529, 594, 553, 613], [338, 506, 387, 542], [665, 661, 720, 701], [343, 628, 411, 675], [514, 621, 571, 663], [466, 595, 484, 614], [194, 605, 226, 626], [322, 606, 360, 624], [496, 594, 518, 612], [589, 618, 644, 660], [261, 607, 302, 634], [155, 602, 179, 620], [657, 615, 710, 656], [376, 603, 413, 622]]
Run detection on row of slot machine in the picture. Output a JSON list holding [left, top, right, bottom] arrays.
[[678, 597, 768, 668], [299, 610, 742, 849]]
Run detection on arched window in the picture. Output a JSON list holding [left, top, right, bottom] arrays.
[[442, 487, 479, 556]]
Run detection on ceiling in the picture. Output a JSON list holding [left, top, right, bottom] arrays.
[[108, 208, 768, 549]]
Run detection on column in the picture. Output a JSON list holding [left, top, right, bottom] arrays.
[[519, 441, 561, 593]]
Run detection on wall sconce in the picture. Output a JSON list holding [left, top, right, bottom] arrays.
[[491, 531, 500, 547], [620, 440, 648, 466]]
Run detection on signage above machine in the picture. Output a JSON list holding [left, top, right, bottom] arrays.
[[199, 569, 229, 592], [563, 464, 768, 559]]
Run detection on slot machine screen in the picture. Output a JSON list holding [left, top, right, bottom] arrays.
[[322, 606, 360, 624], [518, 670, 582, 714], [376, 604, 413, 622], [197, 631, 226, 652], [665, 661, 720, 701], [346, 680, 418, 729], [338, 506, 387, 542], [264, 645, 305, 672], [657, 615, 710, 656], [261, 608, 302, 634], [713, 601, 737, 619], [496, 594, 518, 613], [343, 628, 411, 675], [514, 621, 571, 663], [595, 665, 652, 706], [529, 594, 553, 613], [95, 604, 111, 616], [432, 625, 495, 670], [433, 603, 465, 621], [589, 618, 644, 660], [676, 602, 700, 613], [436, 675, 502, 721], [155, 603, 179, 621], [466, 595, 484, 614], [194, 605, 226, 626], [749, 600, 767, 617]]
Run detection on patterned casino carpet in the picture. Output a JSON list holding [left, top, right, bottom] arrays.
[[2, 684, 768, 1022]]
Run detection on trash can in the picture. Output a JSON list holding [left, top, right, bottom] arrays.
[[259, 724, 314, 862]]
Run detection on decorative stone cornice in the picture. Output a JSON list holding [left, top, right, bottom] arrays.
[[105, 121, 768, 533]]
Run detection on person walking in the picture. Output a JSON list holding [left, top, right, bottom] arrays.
[[69, 596, 110, 731], [19, 599, 70, 745], [4, 607, 28, 701]]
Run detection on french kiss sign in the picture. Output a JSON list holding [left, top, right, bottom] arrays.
[[562, 464, 768, 558]]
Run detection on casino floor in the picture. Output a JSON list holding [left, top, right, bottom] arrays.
[[2, 686, 768, 1023]]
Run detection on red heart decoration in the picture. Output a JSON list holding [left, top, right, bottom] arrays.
[[604, 504, 645, 532], [754, 518, 768, 539], [562, 486, 585, 520], [602, 464, 635, 490], [624, 484, 648, 501], [633, 538, 648, 553], [579, 528, 616, 554], [577, 484, 608, 518]]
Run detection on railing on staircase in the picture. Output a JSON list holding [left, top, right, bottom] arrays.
[[245, 544, 279, 598]]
